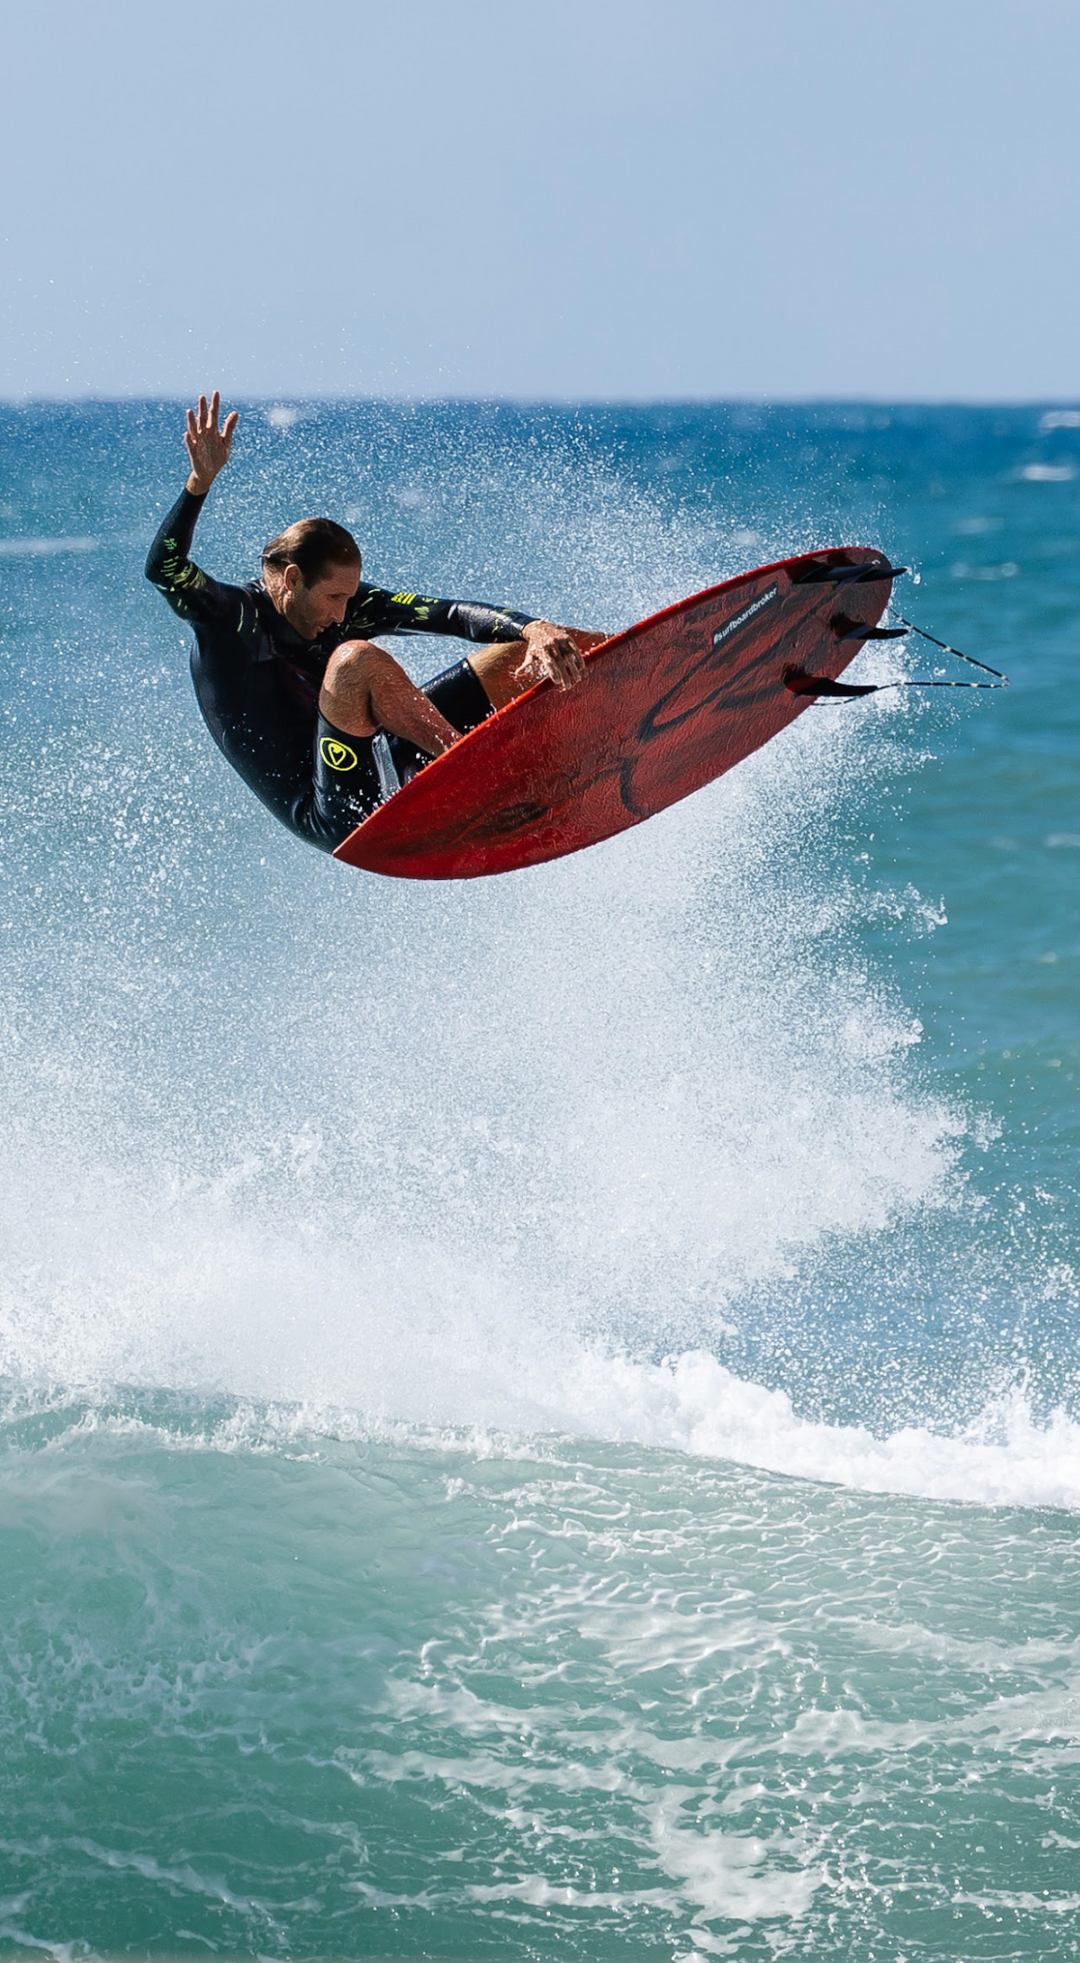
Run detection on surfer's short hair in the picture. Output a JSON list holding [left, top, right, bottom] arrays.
[[261, 517, 361, 584]]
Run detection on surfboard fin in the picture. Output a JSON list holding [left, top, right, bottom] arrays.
[[784, 661, 1007, 699], [783, 666, 879, 698], [831, 615, 910, 643]]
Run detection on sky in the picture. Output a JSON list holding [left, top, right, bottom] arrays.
[[2, 0, 1078, 401]]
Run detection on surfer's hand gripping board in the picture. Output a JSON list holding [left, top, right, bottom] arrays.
[[333, 546, 898, 881]]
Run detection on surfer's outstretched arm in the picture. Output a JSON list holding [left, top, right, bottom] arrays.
[[145, 393, 243, 626], [145, 486, 244, 626], [184, 390, 238, 496]]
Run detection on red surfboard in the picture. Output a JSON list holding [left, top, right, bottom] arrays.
[[333, 546, 898, 881]]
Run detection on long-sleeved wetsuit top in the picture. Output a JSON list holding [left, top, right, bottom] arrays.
[[145, 488, 536, 843]]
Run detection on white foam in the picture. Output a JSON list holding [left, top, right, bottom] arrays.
[[651, 1793, 821, 1927], [556, 1352, 1080, 1510], [7, 1198, 1080, 1506], [0, 727, 975, 1500]]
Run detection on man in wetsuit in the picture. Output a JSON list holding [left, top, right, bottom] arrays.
[[146, 392, 605, 853]]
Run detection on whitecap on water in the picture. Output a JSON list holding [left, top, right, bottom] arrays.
[[0, 534, 99, 556], [951, 559, 1019, 579], [1018, 462, 1075, 482]]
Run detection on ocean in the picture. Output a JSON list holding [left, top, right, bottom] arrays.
[[1, 398, 1079, 1960]]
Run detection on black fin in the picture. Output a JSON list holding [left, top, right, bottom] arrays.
[[784, 666, 879, 698], [831, 614, 910, 643]]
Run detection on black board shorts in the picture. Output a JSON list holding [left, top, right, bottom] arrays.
[[300, 657, 494, 852]]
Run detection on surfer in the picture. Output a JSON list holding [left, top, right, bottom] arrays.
[[145, 392, 605, 852]]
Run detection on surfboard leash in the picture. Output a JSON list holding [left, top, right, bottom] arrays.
[[807, 615, 1010, 695], [785, 583, 1011, 698], [889, 613, 1009, 685]]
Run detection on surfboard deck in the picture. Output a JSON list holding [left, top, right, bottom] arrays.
[[333, 546, 897, 880]]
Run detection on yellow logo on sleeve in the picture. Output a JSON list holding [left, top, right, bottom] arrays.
[[320, 736, 358, 772]]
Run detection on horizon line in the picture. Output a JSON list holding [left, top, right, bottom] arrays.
[[1, 390, 1079, 410]]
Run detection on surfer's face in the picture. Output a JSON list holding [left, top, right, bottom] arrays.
[[272, 559, 362, 640]]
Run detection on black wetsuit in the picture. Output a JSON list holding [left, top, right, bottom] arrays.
[[145, 489, 537, 852]]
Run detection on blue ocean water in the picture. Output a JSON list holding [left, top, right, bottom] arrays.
[[1, 399, 1079, 1961]]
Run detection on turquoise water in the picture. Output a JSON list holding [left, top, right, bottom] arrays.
[[1, 401, 1080, 1959]]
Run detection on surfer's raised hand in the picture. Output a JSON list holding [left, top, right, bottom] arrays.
[[516, 620, 603, 691], [184, 391, 239, 497]]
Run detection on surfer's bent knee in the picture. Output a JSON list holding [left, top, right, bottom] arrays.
[[320, 639, 396, 734], [323, 638, 395, 689]]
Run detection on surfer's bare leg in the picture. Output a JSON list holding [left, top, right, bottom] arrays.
[[468, 627, 607, 710], [320, 640, 459, 755]]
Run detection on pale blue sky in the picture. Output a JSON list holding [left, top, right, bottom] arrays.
[[3, 0, 1077, 400]]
